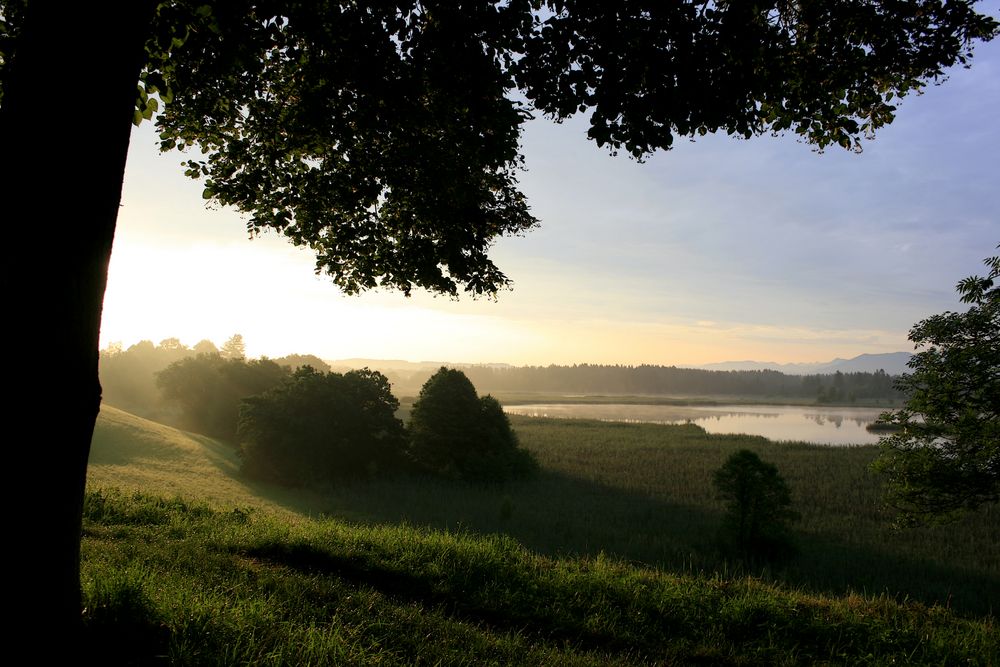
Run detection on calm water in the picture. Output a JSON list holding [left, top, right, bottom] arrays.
[[504, 403, 888, 446]]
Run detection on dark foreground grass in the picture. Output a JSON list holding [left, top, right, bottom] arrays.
[[81, 488, 998, 666]]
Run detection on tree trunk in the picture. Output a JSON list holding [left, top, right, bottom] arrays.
[[1, 2, 157, 645]]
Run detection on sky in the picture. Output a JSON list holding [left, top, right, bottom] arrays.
[[100, 12, 1000, 366]]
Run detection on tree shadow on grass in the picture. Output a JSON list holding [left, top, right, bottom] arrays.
[[305, 468, 725, 567], [238, 536, 690, 662], [784, 532, 999, 618], [247, 468, 999, 618]]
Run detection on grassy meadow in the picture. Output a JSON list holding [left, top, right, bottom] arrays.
[[84, 405, 999, 664]]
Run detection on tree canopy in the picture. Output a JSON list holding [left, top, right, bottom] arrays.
[[220, 333, 247, 360], [7, 1, 991, 298], [408, 367, 535, 482], [239, 367, 405, 484], [874, 249, 1000, 522]]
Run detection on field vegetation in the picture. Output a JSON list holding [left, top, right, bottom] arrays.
[[87, 404, 998, 662], [81, 488, 997, 665], [302, 416, 998, 618]]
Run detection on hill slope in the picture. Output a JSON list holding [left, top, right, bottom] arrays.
[[89, 405, 328, 517], [82, 407, 998, 664], [82, 488, 999, 666]]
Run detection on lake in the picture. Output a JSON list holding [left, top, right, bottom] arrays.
[[504, 403, 889, 446]]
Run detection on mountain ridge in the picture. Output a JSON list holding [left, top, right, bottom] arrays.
[[694, 352, 912, 375]]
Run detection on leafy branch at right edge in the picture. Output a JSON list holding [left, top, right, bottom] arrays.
[[873, 245, 1000, 525]]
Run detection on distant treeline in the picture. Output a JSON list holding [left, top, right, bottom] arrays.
[[452, 364, 904, 403], [101, 339, 905, 417], [99, 336, 329, 422]]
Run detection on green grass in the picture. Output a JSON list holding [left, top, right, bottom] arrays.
[[81, 488, 998, 665], [90, 405, 351, 519], [86, 405, 999, 662], [89, 405, 245, 502]]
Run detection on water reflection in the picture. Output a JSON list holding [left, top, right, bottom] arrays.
[[504, 403, 887, 446]]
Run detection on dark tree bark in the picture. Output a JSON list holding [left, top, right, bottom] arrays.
[[1, 2, 157, 644]]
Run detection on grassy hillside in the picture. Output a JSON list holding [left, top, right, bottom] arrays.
[[85, 406, 998, 663], [90, 405, 334, 518], [82, 489, 998, 666]]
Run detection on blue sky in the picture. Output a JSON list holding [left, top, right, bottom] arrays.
[[101, 10, 1000, 365]]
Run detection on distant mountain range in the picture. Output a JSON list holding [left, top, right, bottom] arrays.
[[693, 352, 913, 376]]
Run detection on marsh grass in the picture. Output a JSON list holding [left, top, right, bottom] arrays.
[[306, 417, 998, 616]]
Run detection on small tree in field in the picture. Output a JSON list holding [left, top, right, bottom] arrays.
[[714, 449, 798, 560], [408, 368, 535, 482]]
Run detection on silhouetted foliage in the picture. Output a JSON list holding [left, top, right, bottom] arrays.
[[874, 249, 1000, 523], [129, 1, 996, 297], [239, 367, 405, 485], [408, 368, 535, 482], [156, 354, 288, 441], [714, 450, 798, 561]]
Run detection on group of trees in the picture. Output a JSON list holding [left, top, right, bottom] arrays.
[[99, 338, 214, 417], [457, 365, 903, 403], [100, 335, 330, 424], [238, 366, 535, 486], [240, 367, 407, 484], [101, 341, 536, 486], [157, 355, 290, 441], [3, 0, 996, 639]]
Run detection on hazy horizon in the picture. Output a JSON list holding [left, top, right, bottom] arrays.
[[100, 336, 912, 371]]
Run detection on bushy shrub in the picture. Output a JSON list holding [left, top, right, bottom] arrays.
[[408, 368, 536, 482], [239, 367, 405, 485]]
